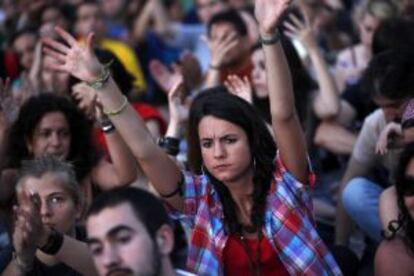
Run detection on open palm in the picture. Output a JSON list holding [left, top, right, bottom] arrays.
[[255, 0, 291, 34], [42, 26, 102, 83]]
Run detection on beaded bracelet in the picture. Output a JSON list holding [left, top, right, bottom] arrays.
[[87, 60, 113, 90], [103, 95, 128, 116]]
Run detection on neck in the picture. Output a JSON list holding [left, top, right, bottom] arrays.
[[160, 258, 176, 276], [225, 170, 255, 225]]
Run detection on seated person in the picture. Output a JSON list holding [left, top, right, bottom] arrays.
[[375, 143, 414, 275], [3, 157, 96, 275], [86, 187, 192, 276]]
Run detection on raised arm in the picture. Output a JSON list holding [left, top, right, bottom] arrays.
[[283, 13, 340, 119], [3, 191, 97, 276], [71, 83, 138, 190], [42, 27, 184, 211], [255, 0, 308, 183]]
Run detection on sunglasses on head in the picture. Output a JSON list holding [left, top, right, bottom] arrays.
[[400, 175, 414, 196]]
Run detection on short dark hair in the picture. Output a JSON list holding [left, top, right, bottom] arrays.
[[207, 9, 247, 38], [17, 156, 81, 206], [361, 49, 414, 101], [86, 187, 171, 239], [372, 18, 414, 55]]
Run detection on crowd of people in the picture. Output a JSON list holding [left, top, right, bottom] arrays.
[[0, 0, 413, 275]]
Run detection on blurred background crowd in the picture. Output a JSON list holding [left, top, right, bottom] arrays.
[[0, 0, 414, 275]]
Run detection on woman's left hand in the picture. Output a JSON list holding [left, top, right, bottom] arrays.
[[255, 0, 292, 35]]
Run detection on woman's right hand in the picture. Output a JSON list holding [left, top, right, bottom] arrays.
[[42, 26, 103, 83]]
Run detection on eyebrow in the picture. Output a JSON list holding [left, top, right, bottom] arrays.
[[200, 134, 238, 141], [86, 225, 134, 244]]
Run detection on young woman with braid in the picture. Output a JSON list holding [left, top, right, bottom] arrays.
[[42, 0, 340, 274]]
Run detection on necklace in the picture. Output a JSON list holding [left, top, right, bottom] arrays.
[[239, 228, 262, 276]]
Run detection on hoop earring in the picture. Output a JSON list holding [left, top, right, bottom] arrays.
[[201, 164, 206, 177], [253, 157, 257, 171]]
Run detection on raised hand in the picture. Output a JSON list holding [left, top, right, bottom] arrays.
[[72, 82, 98, 120], [255, 0, 292, 35], [149, 59, 182, 94], [202, 31, 239, 68], [283, 13, 318, 50], [13, 191, 48, 268], [42, 26, 102, 83], [0, 78, 19, 124], [168, 73, 188, 125], [224, 75, 253, 104]]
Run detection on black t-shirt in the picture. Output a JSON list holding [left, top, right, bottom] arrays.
[[26, 227, 86, 276]]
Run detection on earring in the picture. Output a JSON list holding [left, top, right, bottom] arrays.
[[253, 157, 257, 171], [201, 164, 206, 176]]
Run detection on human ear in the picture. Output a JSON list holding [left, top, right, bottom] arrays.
[[155, 224, 174, 256]]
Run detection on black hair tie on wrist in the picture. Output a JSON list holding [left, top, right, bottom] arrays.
[[159, 173, 184, 198]]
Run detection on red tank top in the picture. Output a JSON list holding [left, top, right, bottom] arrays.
[[223, 234, 290, 276]]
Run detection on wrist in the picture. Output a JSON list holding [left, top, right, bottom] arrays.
[[260, 29, 281, 45], [37, 226, 51, 248], [209, 63, 222, 70], [13, 252, 34, 272]]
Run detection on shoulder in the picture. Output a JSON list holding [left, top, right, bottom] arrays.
[[375, 238, 414, 275], [362, 109, 386, 132], [336, 47, 354, 66]]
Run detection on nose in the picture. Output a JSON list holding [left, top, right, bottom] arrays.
[[40, 200, 52, 218], [102, 246, 122, 270], [49, 132, 62, 147], [213, 142, 225, 159]]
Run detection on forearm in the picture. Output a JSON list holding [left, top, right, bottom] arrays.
[[165, 119, 181, 138], [152, 0, 172, 37], [96, 78, 158, 160], [102, 131, 138, 185], [95, 78, 183, 204], [54, 235, 97, 276], [308, 48, 340, 118], [132, 1, 154, 43], [263, 39, 296, 120]]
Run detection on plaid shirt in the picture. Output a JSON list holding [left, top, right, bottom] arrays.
[[168, 153, 342, 275]]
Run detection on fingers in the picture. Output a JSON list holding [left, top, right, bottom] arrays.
[[283, 21, 299, 35], [288, 14, 305, 29], [42, 37, 70, 55], [86, 32, 96, 54], [54, 26, 77, 46], [43, 47, 66, 64]]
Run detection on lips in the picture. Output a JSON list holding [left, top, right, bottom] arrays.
[[213, 164, 230, 171]]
